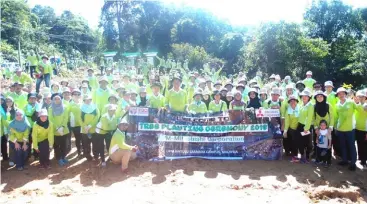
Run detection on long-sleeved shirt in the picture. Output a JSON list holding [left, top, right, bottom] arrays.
[[32, 122, 54, 149], [27, 55, 39, 66], [96, 113, 119, 135], [188, 101, 207, 114], [48, 107, 70, 136], [9, 127, 29, 143], [355, 103, 367, 131], [335, 99, 357, 132], [37, 62, 53, 76], [79, 108, 100, 134], [92, 88, 112, 112], [69, 102, 82, 127], [298, 101, 314, 131], [284, 106, 300, 131], [9, 92, 28, 110], [165, 89, 187, 112], [208, 100, 228, 112], [109, 129, 133, 155], [148, 94, 165, 109], [12, 73, 33, 85], [314, 104, 335, 129], [24, 104, 37, 128]]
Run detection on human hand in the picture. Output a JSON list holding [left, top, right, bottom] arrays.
[[22, 143, 28, 151], [283, 131, 287, 138], [132, 145, 138, 152], [35, 149, 40, 153], [15, 142, 21, 150]]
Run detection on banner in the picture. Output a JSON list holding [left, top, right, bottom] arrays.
[[255, 109, 280, 118], [129, 107, 149, 116], [128, 108, 283, 161]]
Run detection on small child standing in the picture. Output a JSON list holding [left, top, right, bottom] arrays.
[[315, 120, 332, 167]]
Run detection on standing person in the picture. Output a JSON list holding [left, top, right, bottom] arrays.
[[26, 50, 38, 79], [32, 109, 54, 169], [86, 69, 98, 91], [313, 91, 334, 160], [297, 90, 314, 163], [247, 88, 261, 109], [1, 97, 17, 165], [96, 104, 119, 167], [35, 55, 52, 93], [165, 74, 187, 113], [24, 93, 38, 159], [12, 67, 33, 85], [314, 120, 332, 168], [209, 90, 227, 113], [9, 83, 28, 110], [100, 58, 105, 76], [284, 95, 300, 162], [303, 71, 316, 91], [48, 93, 70, 167], [354, 90, 367, 169], [69, 89, 83, 158], [335, 87, 357, 171], [92, 76, 112, 113], [109, 118, 138, 173], [324, 81, 340, 157], [147, 82, 165, 109], [80, 95, 100, 161], [230, 91, 246, 110], [187, 91, 207, 114], [9, 110, 30, 171]]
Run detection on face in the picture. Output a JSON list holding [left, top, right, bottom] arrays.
[[109, 97, 117, 104], [358, 96, 366, 103], [236, 87, 244, 93], [40, 115, 47, 122], [314, 85, 321, 91], [221, 91, 227, 97], [302, 95, 310, 103], [15, 112, 23, 121], [235, 93, 242, 100], [173, 79, 181, 88], [325, 86, 333, 92], [199, 83, 206, 89], [249, 92, 256, 99], [52, 85, 59, 91], [206, 81, 212, 87], [28, 97, 36, 104], [53, 96, 62, 104], [286, 89, 293, 96], [214, 94, 221, 101], [338, 92, 346, 100], [100, 81, 108, 88], [45, 97, 51, 104], [84, 99, 92, 105], [285, 79, 289, 83], [15, 85, 22, 93], [203, 94, 209, 100], [118, 123, 128, 131], [226, 96, 233, 101], [16, 71, 21, 76], [214, 85, 221, 90], [260, 94, 267, 100], [225, 85, 233, 91], [140, 92, 147, 98], [6, 99, 13, 107], [152, 86, 160, 93], [123, 94, 130, 101], [108, 110, 116, 116], [306, 74, 311, 78], [290, 99, 297, 108], [88, 71, 93, 76], [42, 58, 47, 63], [271, 94, 279, 101], [123, 77, 129, 83], [194, 95, 202, 101], [316, 95, 324, 103], [63, 92, 71, 100], [269, 79, 275, 83], [130, 94, 137, 100], [320, 122, 327, 130], [72, 93, 81, 101]]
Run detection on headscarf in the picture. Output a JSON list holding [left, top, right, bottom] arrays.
[[2, 97, 16, 120], [138, 96, 147, 107], [36, 116, 49, 129], [231, 91, 246, 107], [9, 110, 30, 132], [51, 95, 64, 116], [247, 93, 261, 109], [81, 102, 97, 114], [315, 94, 328, 117]]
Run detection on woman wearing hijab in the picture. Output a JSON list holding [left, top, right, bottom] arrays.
[[209, 90, 228, 113], [9, 110, 30, 171], [313, 90, 334, 163], [32, 109, 54, 169], [80, 95, 100, 161], [48, 93, 70, 167], [247, 88, 261, 109], [284, 95, 300, 162], [297, 90, 314, 163], [230, 91, 246, 110]]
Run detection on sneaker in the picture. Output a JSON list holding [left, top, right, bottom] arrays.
[[58, 159, 65, 166], [348, 165, 356, 171], [62, 158, 69, 164], [291, 157, 299, 163], [9, 161, 14, 166], [17, 167, 24, 171], [338, 161, 348, 166], [101, 162, 106, 167], [362, 164, 367, 170]]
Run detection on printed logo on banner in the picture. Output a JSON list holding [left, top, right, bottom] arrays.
[[129, 107, 149, 116], [255, 109, 280, 118]]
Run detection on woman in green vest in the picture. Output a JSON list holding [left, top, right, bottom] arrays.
[[32, 109, 54, 169], [209, 90, 227, 113], [283, 95, 300, 162], [354, 90, 367, 169], [187, 90, 207, 115], [24, 93, 38, 159], [296, 90, 314, 163], [48, 93, 70, 167], [69, 89, 83, 157]]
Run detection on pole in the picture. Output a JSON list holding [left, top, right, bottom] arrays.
[[18, 39, 21, 68]]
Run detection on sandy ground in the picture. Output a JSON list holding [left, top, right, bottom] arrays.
[[1, 142, 367, 204]]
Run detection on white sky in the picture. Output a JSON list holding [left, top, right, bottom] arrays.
[[27, 0, 367, 28]]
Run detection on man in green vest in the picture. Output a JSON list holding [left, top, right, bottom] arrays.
[[26, 50, 39, 78]]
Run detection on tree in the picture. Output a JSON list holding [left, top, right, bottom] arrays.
[[31, 5, 57, 27]]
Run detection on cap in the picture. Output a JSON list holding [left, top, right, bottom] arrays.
[[13, 82, 24, 87], [284, 76, 291, 80], [193, 90, 203, 98], [119, 117, 129, 124], [356, 90, 366, 97], [38, 109, 48, 117], [234, 90, 242, 97], [296, 80, 305, 86], [248, 88, 258, 94], [51, 93, 63, 100], [259, 88, 268, 95], [83, 94, 92, 101], [27, 93, 37, 99], [236, 83, 245, 88], [62, 87, 71, 93], [226, 91, 234, 97], [137, 75, 144, 80], [151, 82, 162, 89], [299, 90, 311, 97], [336, 87, 347, 96], [42, 55, 49, 60], [99, 76, 108, 83], [313, 90, 326, 99], [213, 90, 221, 96], [269, 74, 276, 79], [285, 84, 294, 90], [214, 81, 222, 86], [130, 89, 138, 95], [220, 88, 228, 92], [60, 79, 68, 84], [224, 81, 233, 87], [238, 77, 247, 83], [324, 81, 334, 88], [306, 71, 312, 76], [72, 89, 81, 94], [108, 94, 118, 101], [107, 104, 117, 111], [287, 95, 299, 103], [15, 67, 22, 72], [249, 79, 257, 85], [139, 87, 147, 93], [271, 88, 281, 95], [81, 83, 88, 88]]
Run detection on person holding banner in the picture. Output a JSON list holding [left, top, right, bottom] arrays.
[[230, 91, 246, 111], [284, 95, 300, 162], [165, 74, 187, 113], [209, 90, 227, 113], [96, 104, 119, 167], [147, 82, 165, 109], [259, 88, 268, 108], [296, 90, 314, 163], [187, 90, 208, 114], [247, 88, 261, 109], [48, 93, 70, 167], [80, 95, 100, 162], [109, 118, 138, 173]]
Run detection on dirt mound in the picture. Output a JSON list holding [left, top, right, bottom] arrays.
[[308, 186, 362, 203]]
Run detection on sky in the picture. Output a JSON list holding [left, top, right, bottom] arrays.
[[27, 0, 367, 28]]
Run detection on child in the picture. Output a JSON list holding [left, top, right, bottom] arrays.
[[315, 120, 332, 167]]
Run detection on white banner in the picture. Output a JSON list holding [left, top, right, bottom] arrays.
[[129, 107, 149, 116], [158, 135, 245, 143], [255, 109, 280, 118]]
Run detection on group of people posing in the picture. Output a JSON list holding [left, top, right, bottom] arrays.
[[1, 64, 367, 173]]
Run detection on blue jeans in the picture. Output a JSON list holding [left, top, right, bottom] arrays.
[[36, 73, 50, 93], [337, 130, 357, 165], [9, 142, 29, 168]]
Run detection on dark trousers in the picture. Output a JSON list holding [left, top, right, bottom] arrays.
[[288, 128, 298, 156], [28, 129, 38, 159], [30, 66, 36, 78], [283, 131, 293, 155], [105, 132, 113, 153], [356, 130, 367, 165], [92, 134, 105, 162], [1, 135, 8, 160], [36, 73, 51, 93], [71, 127, 82, 154], [38, 139, 50, 165], [81, 134, 92, 158], [54, 135, 68, 160], [315, 147, 331, 164], [9, 142, 28, 168], [296, 123, 312, 159], [332, 130, 340, 156], [100, 66, 105, 75], [337, 130, 357, 165]]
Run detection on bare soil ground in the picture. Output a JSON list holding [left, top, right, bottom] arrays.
[[1, 143, 367, 204]]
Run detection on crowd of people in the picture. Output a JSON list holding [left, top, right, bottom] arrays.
[[1, 56, 367, 173]]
